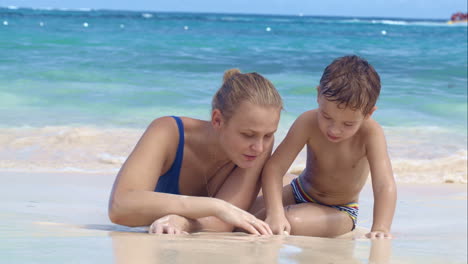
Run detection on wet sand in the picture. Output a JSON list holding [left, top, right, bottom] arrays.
[[0, 171, 466, 263]]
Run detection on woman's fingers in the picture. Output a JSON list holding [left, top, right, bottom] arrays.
[[150, 217, 271, 236], [148, 214, 190, 235], [149, 222, 186, 235], [217, 201, 274, 235], [255, 220, 272, 235], [155, 223, 163, 234], [243, 210, 272, 235], [257, 220, 273, 235], [263, 222, 273, 235], [166, 226, 175, 235], [250, 220, 266, 235], [242, 223, 261, 235], [243, 218, 274, 235], [239, 219, 261, 235]]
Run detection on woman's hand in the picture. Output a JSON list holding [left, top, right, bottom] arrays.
[[265, 212, 291, 235], [148, 214, 190, 235], [215, 199, 273, 235]]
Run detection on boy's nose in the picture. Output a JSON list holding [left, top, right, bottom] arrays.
[[329, 125, 342, 135]]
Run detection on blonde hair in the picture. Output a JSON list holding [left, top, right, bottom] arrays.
[[212, 68, 283, 120]]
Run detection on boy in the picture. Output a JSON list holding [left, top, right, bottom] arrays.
[[257, 55, 396, 238]]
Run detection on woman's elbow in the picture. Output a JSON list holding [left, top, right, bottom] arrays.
[[206, 225, 234, 233], [108, 194, 133, 226], [198, 218, 234, 233], [108, 197, 122, 224]]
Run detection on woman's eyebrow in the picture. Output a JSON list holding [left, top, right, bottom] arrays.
[[242, 128, 277, 134]]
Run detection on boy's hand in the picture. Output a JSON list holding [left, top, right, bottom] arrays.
[[265, 213, 291, 235], [366, 230, 393, 239]]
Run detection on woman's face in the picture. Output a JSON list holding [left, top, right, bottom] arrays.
[[216, 101, 281, 168]]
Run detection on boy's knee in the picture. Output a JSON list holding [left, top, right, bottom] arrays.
[[284, 205, 303, 226]]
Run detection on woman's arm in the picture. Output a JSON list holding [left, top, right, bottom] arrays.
[[109, 117, 270, 234], [108, 117, 224, 226], [147, 159, 272, 235], [178, 132, 277, 233]]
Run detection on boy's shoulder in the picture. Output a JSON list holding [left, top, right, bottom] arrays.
[[294, 109, 321, 129], [361, 117, 383, 131], [290, 109, 322, 139], [359, 118, 386, 142], [297, 109, 319, 122]]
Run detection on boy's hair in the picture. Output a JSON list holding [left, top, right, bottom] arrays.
[[319, 55, 381, 115], [212, 68, 283, 120]]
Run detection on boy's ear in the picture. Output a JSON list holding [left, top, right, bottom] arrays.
[[365, 106, 378, 119], [211, 109, 224, 129]]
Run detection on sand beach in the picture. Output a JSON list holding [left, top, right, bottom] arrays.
[[0, 7, 467, 264], [1, 171, 466, 263]]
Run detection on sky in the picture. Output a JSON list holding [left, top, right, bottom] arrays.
[[0, 0, 467, 19]]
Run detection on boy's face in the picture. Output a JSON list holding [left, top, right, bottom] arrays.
[[317, 96, 370, 143]]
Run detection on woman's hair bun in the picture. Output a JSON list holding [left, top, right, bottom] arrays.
[[223, 68, 241, 83]]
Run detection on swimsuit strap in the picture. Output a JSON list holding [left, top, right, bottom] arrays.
[[154, 116, 184, 194], [171, 115, 185, 173]]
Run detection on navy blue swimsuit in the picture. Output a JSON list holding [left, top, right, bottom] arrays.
[[154, 116, 184, 194]]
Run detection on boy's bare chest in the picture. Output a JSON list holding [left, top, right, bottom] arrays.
[[303, 143, 368, 203], [311, 138, 365, 163], [306, 141, 369, 184]]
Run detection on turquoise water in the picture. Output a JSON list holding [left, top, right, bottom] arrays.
[[0, 8, 466, 182]]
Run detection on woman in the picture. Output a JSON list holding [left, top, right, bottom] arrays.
[[108, 69, 283, 235]]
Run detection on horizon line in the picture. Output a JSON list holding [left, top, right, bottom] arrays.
[[0, 5, 455, 21]]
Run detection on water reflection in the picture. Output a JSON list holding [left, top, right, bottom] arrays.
[[110, 232, 392, 264], [369, 239, 392, 264]]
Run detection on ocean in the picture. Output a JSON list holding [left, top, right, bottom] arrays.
[[0, 7, 466, 183]]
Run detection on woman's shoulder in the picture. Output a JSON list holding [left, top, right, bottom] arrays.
[[146, 116, 209, 139], [147, 116, 178, 132], [149, 116, 203, 127], [177, 116, 209, 128]]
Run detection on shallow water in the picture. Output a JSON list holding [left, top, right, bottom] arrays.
[[0, 8, 467, 183]]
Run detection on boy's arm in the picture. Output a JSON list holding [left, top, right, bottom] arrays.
[[261, 111, 313, 232], [366, 123, 397, 238]]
